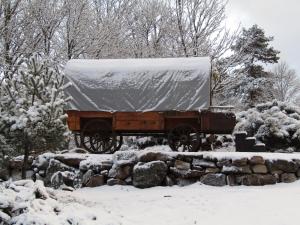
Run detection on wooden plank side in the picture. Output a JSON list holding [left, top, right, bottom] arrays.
[[114, 112, 164, 131], [164, 118, 201, 131], [200, 111, 236, 134], [163, 111, 200, 118], [115, 120, 163, 131], [115, 112, 163, 120]]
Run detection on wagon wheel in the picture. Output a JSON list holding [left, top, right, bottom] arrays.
[[168, 124, 201, 152], [81, 119, 116, 154], [74, 132, 93, 150], [109, 135, 123, 153]]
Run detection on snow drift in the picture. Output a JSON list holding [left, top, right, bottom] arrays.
[[0, 180, 98, 225]]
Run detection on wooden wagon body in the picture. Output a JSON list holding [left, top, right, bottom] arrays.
[[64, 57, 236, 153], [67, 110, 235, 135]]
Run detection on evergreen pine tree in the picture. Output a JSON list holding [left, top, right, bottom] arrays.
[[227, 25, 280, 108], [0, 54, 69, 178]]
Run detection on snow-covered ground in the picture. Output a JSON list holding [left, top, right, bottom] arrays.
[[58, 181, 300, 225], [2, 176, 300, 225]]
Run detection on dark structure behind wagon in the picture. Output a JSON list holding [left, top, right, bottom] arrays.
[[64, 57, 236, 153]]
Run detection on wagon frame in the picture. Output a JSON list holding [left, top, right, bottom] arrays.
[[67, 109, 235, 153]]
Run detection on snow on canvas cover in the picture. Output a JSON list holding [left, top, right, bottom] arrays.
[[64, 57, 211, 112]]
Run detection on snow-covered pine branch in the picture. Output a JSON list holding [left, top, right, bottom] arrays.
[[0, 54, 69, 179]]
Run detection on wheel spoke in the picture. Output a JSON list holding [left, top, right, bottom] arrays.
[[168, 124, 201, 152]]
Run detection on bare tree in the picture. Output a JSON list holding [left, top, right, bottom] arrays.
[[125, 0, 173, 58], [56, 0, 92, 60], [0, 0, 24, 75], [173, 0, 237, 59], [87, 0, 135, 58], [26, 0, 67, 57], [272, 61, 300, 103]]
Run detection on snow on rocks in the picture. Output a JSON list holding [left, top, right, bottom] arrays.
[[133, 161, 168, 188], [0, 180, 99, 225], [54, 153, 89, 168], [138, 150, 174, 162], [7, 149, 300, 189], [112, 151, 138, 166], [32, 153, 55, 171], [79, 154, 113, 172]]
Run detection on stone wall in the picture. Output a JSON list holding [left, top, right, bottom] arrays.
[[7, 150, 300, 189]]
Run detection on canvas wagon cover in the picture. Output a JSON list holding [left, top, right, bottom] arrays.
[[64, 57, 211, 112]]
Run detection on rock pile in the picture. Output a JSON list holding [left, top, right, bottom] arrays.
[[6, 150, 300, 189]]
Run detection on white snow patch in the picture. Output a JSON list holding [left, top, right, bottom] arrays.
[[64, 181, 300, 225], [79, 154, 113, 170]]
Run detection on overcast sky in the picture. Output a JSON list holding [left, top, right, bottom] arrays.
[[226, 0, 300, 74]]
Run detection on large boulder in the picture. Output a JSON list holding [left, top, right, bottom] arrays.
[[249, 156, 265, 165], [221, 165, 252, 174], [174, 160, 191, 170], [32, 153, 55, 171], [267, 160, 299, 173], [108, 164, 132, 180], [232, 158, 248, 167], [133, 161, 168, 188], [200, 174, 226, 186], [138, 151, 173, 162], [50, 171, 75, 189], [79, 155, 113, 172], [54, 154, 88, 168], [241, 174, 277, 186], [281, 173, 297, 183], [192, 159, 216, 168], [107, 178, 126, 186], [85, 175, 105, 187], [113, 151, 138, 166], [45, 159, 74, 186], [252, 165, 268, 174], [169, 167, 205, 179], [82, 170, 94, 186]]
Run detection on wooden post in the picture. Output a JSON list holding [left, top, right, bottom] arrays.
[[209, 58, 213, 108]]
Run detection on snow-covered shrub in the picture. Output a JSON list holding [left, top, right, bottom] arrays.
[[0, 180, 98, 225], [0, 55, 69, 177], [235, 101, 300, 151]]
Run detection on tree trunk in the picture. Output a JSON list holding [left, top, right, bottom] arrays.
[[21, 142, 30, 179]]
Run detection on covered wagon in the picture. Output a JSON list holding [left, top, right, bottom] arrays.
[[64, 57, 235, 153]]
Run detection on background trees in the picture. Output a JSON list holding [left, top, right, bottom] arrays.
[[272, 62, 300, 103], [0, 0, 239, 61]]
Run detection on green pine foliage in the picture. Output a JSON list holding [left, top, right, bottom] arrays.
[[223, 25, 280, 108], [0, 54, 69, 158]]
